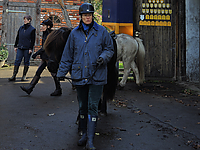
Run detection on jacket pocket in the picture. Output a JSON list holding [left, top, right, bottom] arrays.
[[71, 63, 82, 79], [91, 63, 107, 82]]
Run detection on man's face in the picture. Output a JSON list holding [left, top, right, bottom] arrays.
[[24, 18, 30, 24], [82, 13, 93, 25], [41, 25, 47, 32]]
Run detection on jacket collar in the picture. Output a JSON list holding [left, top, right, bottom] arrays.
[[92, 21, 99, 31], [22, 23, 31, 29]]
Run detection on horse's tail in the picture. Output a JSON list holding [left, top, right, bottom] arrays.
[[135, 37, 145, 84], [103, 36, 118, 101]]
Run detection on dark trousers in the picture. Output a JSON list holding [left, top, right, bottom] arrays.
[[76, 84, 103, 116], [14, 49, 31, 66], [35, 61, 47, 77], [35, 60, 56, 78]]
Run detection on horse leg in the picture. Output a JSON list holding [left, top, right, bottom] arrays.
[[100, 96, 107, 116], [131, 61, 140, 85], [119, 67, 131, 87], [98, 95, 107, 116], [138, 62, 145, 85]]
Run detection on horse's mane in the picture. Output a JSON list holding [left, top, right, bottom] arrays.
[[44, 27, 72, 57]]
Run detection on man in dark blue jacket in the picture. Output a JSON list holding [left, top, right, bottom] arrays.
[[9, 15, 36, 81], [57, 3, 114, 150]]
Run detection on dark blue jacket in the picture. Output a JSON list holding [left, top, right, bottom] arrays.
[[57, 21, 114, 85], [14, 23, 36, 50]]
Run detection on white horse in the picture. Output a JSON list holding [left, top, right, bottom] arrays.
[[116, 33, 145, 87]]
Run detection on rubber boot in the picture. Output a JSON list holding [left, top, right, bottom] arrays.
[[8, 65, 19, 81], [21, 65, 29, 81], [20, 75, 40, 95], [50, 76, 62, 96], [77, 114, 87, 146], [86, 115, 97, 150]]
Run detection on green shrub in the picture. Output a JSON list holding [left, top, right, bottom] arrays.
[[0, 44, 9, 60]]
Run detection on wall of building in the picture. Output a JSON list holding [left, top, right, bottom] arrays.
[[0, 0, 84, 62], [186, 0, 200, 81]]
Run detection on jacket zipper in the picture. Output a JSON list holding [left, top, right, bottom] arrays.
[[83, 28, 93, 42]]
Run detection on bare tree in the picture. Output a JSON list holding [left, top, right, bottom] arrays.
[[35, 0, 41, 46], [58, 0, 72, 28], [1, 0, 8, 45]]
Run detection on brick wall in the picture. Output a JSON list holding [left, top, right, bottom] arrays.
[[35, 0, 84, 58], [0, 0, 84, 47], [0, 0, 84, 61], [40, 0, 83, 29]]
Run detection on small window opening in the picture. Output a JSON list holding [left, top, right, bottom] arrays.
[[49, 15, 61, 23]]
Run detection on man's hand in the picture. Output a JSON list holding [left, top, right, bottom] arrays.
[[32, 53, 37, 59], [96, 57, 104, 66], [29, 50, 32, 54], [14, 48, 17, 53]]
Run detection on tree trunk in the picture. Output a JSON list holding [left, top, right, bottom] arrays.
[[35, 0, 41, 47], [58, 0, 72, 28], [1, 0, 8, 45]]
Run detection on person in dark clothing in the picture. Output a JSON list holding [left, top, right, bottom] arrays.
[[20, 19, 62, 96], [8, 15, 36, 81], [57, 3, 114, 149]]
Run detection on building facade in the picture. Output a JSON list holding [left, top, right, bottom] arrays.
[[0, 0, 85, 61]]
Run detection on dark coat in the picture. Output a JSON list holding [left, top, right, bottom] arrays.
[[14, 23, 36, 50], [57, 21, 114, 85]]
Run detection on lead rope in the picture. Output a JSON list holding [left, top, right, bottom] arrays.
[[64, 64, 101, 86]]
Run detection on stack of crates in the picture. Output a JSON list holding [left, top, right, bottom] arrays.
[[102, 0, 133, 36]]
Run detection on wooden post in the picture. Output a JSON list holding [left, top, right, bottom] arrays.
[[1, 0, 8, 45], [58, 0, 72, 28], [133, 0, 136, 37], [35, 0, 41, 47], [199, 1, 200, 84], [178, 0, 186, 81]]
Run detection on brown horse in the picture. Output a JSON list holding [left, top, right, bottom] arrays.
[[44, 27, 72, 73]]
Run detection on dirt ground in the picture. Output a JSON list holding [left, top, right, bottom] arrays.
[[0, 66, 200, 150], [133, 80, 200, 108], [111, 80, 200, 150]]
